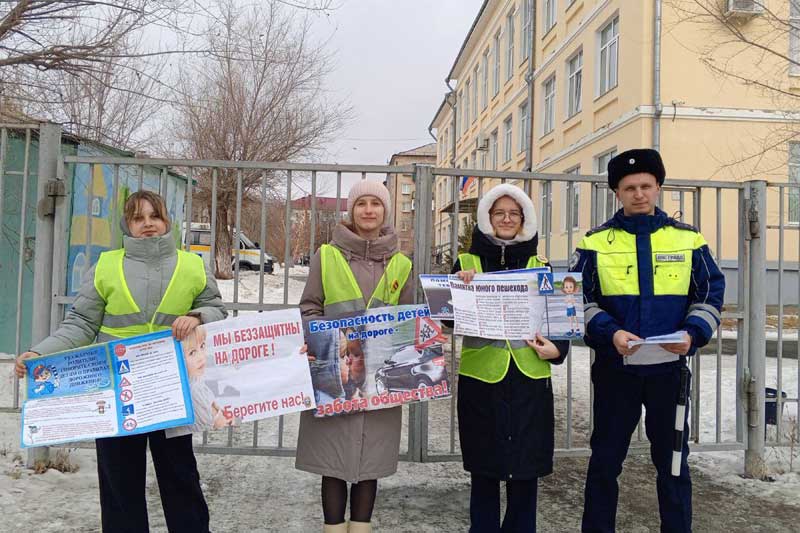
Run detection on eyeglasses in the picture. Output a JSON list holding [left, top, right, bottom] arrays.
[[490, 210, 522, 221]]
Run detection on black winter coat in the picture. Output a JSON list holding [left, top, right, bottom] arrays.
[[453, 227, 569, 480]]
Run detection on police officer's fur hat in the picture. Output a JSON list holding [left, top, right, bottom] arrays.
[[608, 148, 666, 190], [476, 184, 538, 243]]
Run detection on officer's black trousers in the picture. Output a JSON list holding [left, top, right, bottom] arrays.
[[470, 474, 538, 532], [581, 364, 692, 533], [95, 431, 210, 533]]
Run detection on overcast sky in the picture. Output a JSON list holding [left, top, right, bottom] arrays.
[[312, 0, 483, 166]]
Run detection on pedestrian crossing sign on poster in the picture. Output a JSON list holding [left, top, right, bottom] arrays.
[[538, 273, 554, 294]]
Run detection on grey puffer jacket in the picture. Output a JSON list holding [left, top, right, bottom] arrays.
[[31, 231, 227, 355]]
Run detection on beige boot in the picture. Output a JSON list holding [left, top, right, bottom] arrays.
[[323, 523, 348, 533], [348, 521, 372, 533]]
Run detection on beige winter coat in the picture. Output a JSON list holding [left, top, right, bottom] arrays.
[[294, 223, 414, 482]]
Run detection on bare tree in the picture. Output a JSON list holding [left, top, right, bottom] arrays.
[[15, 33, 169, 150], [172, 0, 349, 278], [665, 1, 800, 175]]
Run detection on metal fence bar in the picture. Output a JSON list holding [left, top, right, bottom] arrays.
[[210, 169, 218, 271], [565, 181, 574, 449], [13, 129, 32, 395], [111, 165, 120, 247], [716, 188, 723, 443], [233, 170, 242, 316], [737, 187, 748, 445], [259, 171, 268, 306], [310, 171, 317, 256], [776, 187, 785, 444], [745, 180, 767, 478], [185, 168, 194, 251]]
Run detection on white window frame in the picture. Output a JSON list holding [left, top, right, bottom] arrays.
[[596, 149, 618, 220], [506, 11, 515, 80], [791, 2, 800, 76], [464, 83, 470, 131], [543, 0, 557, 34], [598, 16, 619, 96], [490, 129, 499, 170], [401, 183, 411, 195], [543, 75, 556, 135], [472, 67, 479, 121], [503, 116, 513, 162], [519, 102, 530, 152], [402, 201, 412, 213], [567, 50, 583, 118], [522, 0, 532, 60], [790, 142, 800, 224], [481, 49, 490, 109], [457, 91, 464, 136], [493, 31, 501, 96], [562, 166, 581, 231]]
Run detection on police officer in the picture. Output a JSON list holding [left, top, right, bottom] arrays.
[[570, 149, 725, 532]]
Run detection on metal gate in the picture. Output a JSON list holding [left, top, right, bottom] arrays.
[[3, 146, 796, 478]]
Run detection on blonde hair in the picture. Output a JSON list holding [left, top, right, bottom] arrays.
[[123, 191, 171, 228]]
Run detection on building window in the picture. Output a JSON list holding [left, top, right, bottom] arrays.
[[543, 0, 556, 34], [464, 81, 471, 129], [402, 202, 412, 213], [482, 49, 489, 109], [519, 102, 530, 152], [490, 129, 499, 170], [563, 166, 581, 231], [791, 2, 800, 76], [503, 116, 513, 162], [597, 149, 618, 220], [599, 16, 619, 96], [543, 75, 555, 135], [457, 91, 463, 136], [522, 0, 532, 60], [506, 11, 515, 80], [401, 183, 411, 195], [480, 150, 487, 170], [493, 31, 501, 95], [596, 149, 617, 175], [790, 143, 800, 223], [472, 67, 479, 121], [567, 50, 583, 117]]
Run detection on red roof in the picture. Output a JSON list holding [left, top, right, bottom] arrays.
[[292, 195, 347, 211]]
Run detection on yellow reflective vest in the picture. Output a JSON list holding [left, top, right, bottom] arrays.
[[94, 248, 207, 339], [319, 244, 412, 314], [457, 253, 552, 383]]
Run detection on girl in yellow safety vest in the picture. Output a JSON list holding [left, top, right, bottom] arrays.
[[452, 184, 569, 533], [15, 190, 226, 533]]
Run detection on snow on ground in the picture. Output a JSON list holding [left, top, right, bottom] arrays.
[[1, 266, 799, 531]]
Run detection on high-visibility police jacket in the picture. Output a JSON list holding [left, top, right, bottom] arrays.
[[95, 248, 207, 341], [319, 244, 412, 314], [570, 208, 725, 373], [457, 253, 552, 383]]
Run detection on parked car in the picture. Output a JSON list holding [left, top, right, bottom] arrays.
[[375, 345, 448, 393], [184, 223, 275, 274]]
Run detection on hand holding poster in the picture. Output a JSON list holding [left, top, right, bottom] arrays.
[[176, 308, 315, 433], [305, 304, 450, 417], [422, 269, 583, 340], [21, 330, 194, 448]]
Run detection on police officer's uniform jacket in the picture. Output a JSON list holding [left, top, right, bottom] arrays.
[[571, 207, 725, 374]]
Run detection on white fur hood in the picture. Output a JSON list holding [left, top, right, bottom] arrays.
[[476, 184, 538, 243]]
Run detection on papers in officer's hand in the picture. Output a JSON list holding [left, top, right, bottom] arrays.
[[624, 331, 687, 366]]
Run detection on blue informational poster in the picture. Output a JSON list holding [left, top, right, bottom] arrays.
[[21, 330, 194, 448]]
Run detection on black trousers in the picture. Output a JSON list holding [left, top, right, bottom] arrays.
[[582, 365, 691, 533], [470, 474, 538, 532], [95, 431, 209, 533]]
